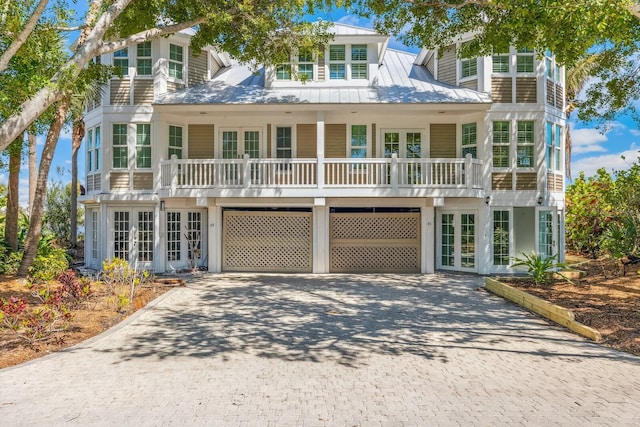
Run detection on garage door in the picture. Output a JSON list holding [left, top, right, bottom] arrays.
[[330, 212, 421, 273], [222, 210, 312, 272]]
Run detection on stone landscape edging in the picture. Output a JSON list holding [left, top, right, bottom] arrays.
[[485, 278, 602, 342]]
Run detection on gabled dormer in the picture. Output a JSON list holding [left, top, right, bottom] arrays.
[[265, 23, 388, 88]]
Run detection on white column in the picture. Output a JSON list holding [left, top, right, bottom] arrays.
[[208, 203, 222, 273], [479, 204, 493, 275], [317, 111, 325, 189], [155, 203, 165, 273], [313, 200, 328, 273], [422, 206, 435, 274]]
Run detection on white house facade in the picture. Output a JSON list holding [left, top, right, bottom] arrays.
[[80, 24, 566, 274]]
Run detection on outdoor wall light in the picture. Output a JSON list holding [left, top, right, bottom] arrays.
[[485, 196, 491, 205], [537, 196, 543, 205]]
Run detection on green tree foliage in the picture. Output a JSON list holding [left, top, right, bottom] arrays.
[[44, 179, 84, 245], [566, 157, 640, 260]]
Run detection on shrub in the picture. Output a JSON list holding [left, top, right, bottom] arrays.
[[57, 270, 93, 308], [0, 243, 21, 275], [29, 248, 69, 282], [510, 252, 565, 285]]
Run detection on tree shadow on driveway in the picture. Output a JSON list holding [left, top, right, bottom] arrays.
[[96, 274, 640, 367]]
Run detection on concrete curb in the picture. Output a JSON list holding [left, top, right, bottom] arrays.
[[485, 278, 602, 342]]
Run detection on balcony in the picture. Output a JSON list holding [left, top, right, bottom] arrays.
[[159, 154, 484, 199]]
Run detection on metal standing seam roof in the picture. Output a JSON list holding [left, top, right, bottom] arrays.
[[155, 47, 491, 106]]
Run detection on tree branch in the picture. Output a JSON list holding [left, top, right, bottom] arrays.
[[50, 25, 86, 31], [0, 0, 50, 73], [403, 0, 501, 9], [96, 18, 206, 56]]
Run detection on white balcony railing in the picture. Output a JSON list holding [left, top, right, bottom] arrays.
[[160, 154, 483, 192]]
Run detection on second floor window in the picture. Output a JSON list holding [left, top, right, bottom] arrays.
[[350, 125, 367, 159], [137, 42, 152, 76], [492, 54, 509, 73], [329, 45, 346, 80], [87, 126, 101, 172], [112, 124, 128, 168], [168, 125, 182, 159], [169, 44, 183, 80], [492, 121, 510, 168], [461, 123, 477, 158], [276, 64, 291, 80], [276, 127, 292, 158], [517, 121, 534, 168], [136, 124, 151, 168], [298, 51, 314, 80], [546, 122, 563, 172], [113, 48, 128, 76]]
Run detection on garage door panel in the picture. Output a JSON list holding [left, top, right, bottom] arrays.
[[330, 212, 420, 273], [223, 211, 312, 272]]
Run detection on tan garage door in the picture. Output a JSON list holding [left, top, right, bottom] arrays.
[[330, 212, 420, 273], [223, 210, 312, 272]]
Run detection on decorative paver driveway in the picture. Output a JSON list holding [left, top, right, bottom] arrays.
[[2, 274, 640, 426]]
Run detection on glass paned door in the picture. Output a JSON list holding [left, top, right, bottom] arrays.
[[406, 132, 422, 184], [222, 131, 239, 184], [165, 210, 206, 271], [537, 209, 556, 258], [441, 213, 455, 267], [112, 209, 154, 270], [438, 211, 477, 271], [245, 131, 261, 182]]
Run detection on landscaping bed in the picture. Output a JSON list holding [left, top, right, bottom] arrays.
[[500, 256, 640, 357], [0, 272, 179, 369]]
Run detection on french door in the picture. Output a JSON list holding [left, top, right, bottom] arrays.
[[536, 207, 558, 259], [221, 129, 262, 183], [382, 130, 423, 184], [166, 210, 207, 271], [111, 208, 155, 271], [437, 211, 477, 272]]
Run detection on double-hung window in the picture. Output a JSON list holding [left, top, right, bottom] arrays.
[[113, 48, 129, 76], [87, 126, 101, 172], [546, 122, 563, 171], [112, 124, 128, 168], [276, 127, 292, 158], [276, 64, 292, 80], [169, 44, 183, 80], [461, 123, 477, 158], [136, 42, 152, 76], [329, 45, 346, 79], [136, 124, 151, 168], [168, 125, 182, 159], [351, 44, 367, 79], [516, 121, 534, 168], [492, 53, 510, 73], [492, 121, 510, 168], [516, 48, 534, 73], [298, 51, 314, 80], [461, 58, 477, 78], [350, 125, 367, 159]]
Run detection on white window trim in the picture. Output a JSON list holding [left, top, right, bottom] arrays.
[[491, 121, 511, 170], [270, 125, 297, 158], [459, 57, 477, 81], [516, 120, 536, 170], [460, 122, 478, 158], [218, 127, 264, 158], [135, 123, 152, 170], [379, 128, 425, 158], [167, 124, 184, 160], [346, 124, 371, 158], [168, 42, 185, 83], [111, 123, 129, 170], [135, 41, 153, 78]]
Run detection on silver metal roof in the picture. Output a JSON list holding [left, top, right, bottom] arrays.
[[156, 43, 491, 106]]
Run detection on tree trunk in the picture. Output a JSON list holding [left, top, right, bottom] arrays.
[[17, 98, 70, 277], [4, 138, 22, 251], [70, 118, 84, 246], [28, 131, 36, 213]]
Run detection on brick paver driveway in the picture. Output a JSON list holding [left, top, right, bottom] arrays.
[[2, 274, 640, 426]]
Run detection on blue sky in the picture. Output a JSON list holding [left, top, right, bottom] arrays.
[[2, 7, 638, 206]]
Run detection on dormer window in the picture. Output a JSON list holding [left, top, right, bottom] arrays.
[[276, 64, 292, 80], [351, 44, 368, 79], [329, 45, 346, 79], [516, 48, 534, 73], [136, 42, 152, 76], [169, 44, 184, 80], [298, 51, 314, 80], [461, 58, 477, 78], [113, 48, 129, 76]]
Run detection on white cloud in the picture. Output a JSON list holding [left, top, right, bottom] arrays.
[[571, 148, 640, 178], [336, 14, 373, 28], [571, 128, 608, 154], [630, 129, 640, 137]]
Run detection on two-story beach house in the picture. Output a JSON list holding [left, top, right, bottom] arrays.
[[80, 23, 566, 274]]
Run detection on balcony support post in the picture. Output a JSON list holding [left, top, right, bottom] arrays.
[[170, 154, 178, 196], [391, 153, 398, 189], [243, 153, 251, 188], [465, 153, 473, 189]]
